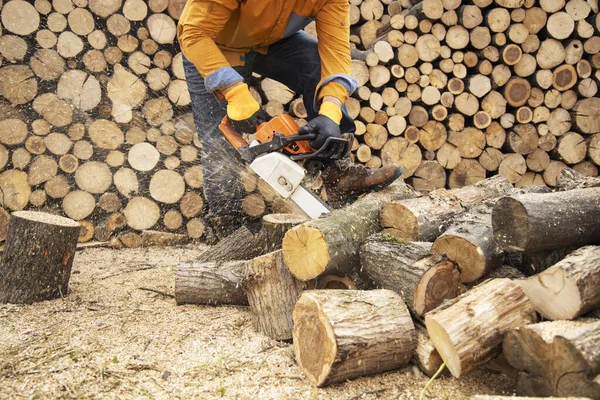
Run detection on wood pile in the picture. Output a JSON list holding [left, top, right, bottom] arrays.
[[177, 169, 600, 395], [0, 0, 599, 244], [343, 0, 600, 192], [0, 0, 220, 244]]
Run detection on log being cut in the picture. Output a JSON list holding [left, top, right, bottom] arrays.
[[293, 289, 416, 387], [282, 179, 416, 281], [425, 278, 537, 378], [503, 319, 600, 398], [518, 245, 600, 320]]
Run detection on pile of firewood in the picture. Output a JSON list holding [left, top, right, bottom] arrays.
[[0, 0, 599, 245], [342, 0, 600, 192], [175, 168, 600, 397]]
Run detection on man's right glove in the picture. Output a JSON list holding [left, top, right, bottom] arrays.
[[224, 83, 266, 133], [298, 101, 350, 159]]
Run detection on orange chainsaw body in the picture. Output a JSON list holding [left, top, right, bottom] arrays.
[[219, 114, 313, 155]]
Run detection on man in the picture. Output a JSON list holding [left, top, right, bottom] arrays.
[[178, 0, 402, 237]]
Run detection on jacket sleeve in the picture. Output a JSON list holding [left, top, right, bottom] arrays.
[[177, 0, 242, 92], [314, 0, 358, 107]]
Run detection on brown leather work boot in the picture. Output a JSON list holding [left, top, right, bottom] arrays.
[[321, 158, 403, 205]]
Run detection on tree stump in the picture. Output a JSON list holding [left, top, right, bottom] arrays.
[[0, 211, 80, 304]]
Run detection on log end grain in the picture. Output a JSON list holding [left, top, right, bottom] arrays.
[[282, 225, 328, 281]]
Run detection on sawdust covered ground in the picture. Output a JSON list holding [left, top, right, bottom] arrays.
[[0, 245, 515, 400]]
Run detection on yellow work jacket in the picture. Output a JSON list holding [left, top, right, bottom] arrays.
[[177, 0, 357, 108]]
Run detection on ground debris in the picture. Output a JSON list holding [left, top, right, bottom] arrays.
[[0, 246, 513, 399]]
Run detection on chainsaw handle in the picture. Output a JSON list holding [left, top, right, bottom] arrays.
[[218, 116, 249, 150]]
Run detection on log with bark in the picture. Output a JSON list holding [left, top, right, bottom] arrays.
[[359, 234, 463, 317], [175, 260, 248, 306], [293, 289, 416, 387], [492, 188, 600, 252], [518, 245, 600, 320], [243, 250, 311, 340], [381, 175, 513, 241], [425, 278, 537, 378], [503, 319, 600, 398]]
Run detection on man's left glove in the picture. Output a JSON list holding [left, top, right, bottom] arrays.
[[298, 101, 350, 159], [224, 83, 267, 133]]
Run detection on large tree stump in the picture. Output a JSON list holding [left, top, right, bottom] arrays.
[[425, 278, 537, 377], [359, 234, 462, 317], [244, 250, 311, 340], [519, 246, 600, 320], [175, 260, 248, 306], [0, 211, 80, 304], [282, 179, 416, 281], [503, 319, 600, 398], [293, 289, 416, 387], [492, 188, 600, 252]]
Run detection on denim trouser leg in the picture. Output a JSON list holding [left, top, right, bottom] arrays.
[[252, 31, 355, 134], [183, 57, 251, 218]]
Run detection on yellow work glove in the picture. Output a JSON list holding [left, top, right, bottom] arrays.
[[224, 83, 260, 121]]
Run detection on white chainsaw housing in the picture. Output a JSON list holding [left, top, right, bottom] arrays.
[[249, 151, 329, 219], [250, 152, 304, 199]]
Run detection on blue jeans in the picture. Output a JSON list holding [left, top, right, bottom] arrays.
[[183, 31, 354, 219]]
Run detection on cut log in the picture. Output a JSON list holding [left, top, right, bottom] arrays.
[[1, 0, 40, 36], [503, 319, 600, 398], [360, 235, 462, 316], [381, 175, 512, 241], [244, 250, 310, 340], [519, 245, 600, 320], [0, 211, 80, 304], [293, 289, 416, 387], [282, 179, 416, 281], [504, 78, 531, 107], [194, 226, 261, 264], [425, 278, 537, 378], [505, 124, 538, 155], [432, 203, 504, 282], [0, 65, 38, 105], [413, 323, 447, 378], [448, 159, 486, 189], [493, 188, 600, 252], [572, 98, 600, 134], [411, 161, 446, 192], [175, 260, 248, 306]]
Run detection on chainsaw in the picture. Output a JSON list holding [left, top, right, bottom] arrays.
[[218, 114, 350, 219]]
